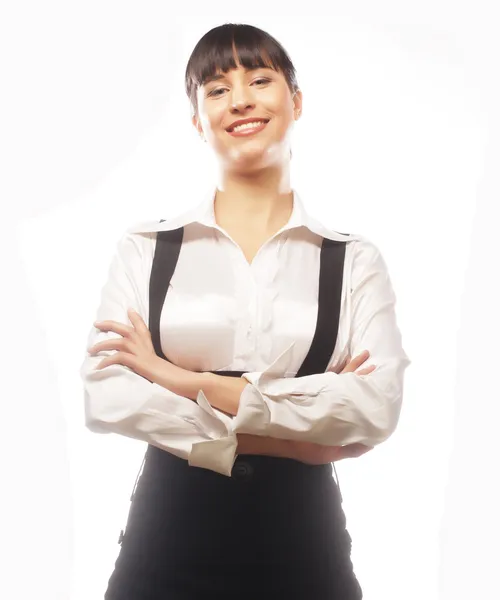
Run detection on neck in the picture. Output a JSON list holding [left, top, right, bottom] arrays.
[[214, 163, 293, 233]]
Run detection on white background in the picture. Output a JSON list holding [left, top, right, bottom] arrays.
[[2, 2, 498, 599]]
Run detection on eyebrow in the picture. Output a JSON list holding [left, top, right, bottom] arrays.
[[203, 66, 272, 85]]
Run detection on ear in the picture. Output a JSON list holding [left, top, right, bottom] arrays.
[[293, 89, 303, 120], [192, 114, 203, 136]]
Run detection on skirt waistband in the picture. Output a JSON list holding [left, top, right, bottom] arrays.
[[144, 444, 334, 483]]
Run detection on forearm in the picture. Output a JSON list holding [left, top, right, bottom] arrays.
[[237, 433, 373, 464], [150, 358, 245, 416], [236, 433, 292, 458]]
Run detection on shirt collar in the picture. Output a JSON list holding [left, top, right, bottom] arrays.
[[127, 186, 356, 242]]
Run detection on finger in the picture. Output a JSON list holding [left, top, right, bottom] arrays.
[[96, 351, 135, 370], [127, 309, 150, 333], [94, 320, 134, 337], [341, 350, 370, 373], [338, 444, 373, 460], [327, 446, 343, 462], [350, 350, 370, 367], [127, 310, 156, 354], [311, 444, 344, 463], [337, 355, 350, 372], [356, 365, 376, 376], [88, 338, 132, 356]]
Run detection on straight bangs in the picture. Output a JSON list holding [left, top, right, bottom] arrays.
[[185, 23, 298, 114]]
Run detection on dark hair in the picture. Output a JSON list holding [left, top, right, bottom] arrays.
[[185, 23, 300, 117]]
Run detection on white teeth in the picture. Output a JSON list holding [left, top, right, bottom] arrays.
[[231, 120, 266, 133]]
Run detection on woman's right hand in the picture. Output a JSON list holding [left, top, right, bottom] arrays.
[[285, 440, 374, 465], [339, 349, 375, 376], [285, 351, 375, 465]]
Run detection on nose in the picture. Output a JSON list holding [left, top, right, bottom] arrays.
[[230, 86, 255, 114], [230, 99, 255, 113]]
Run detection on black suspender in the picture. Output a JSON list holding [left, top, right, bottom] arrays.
[[294, 237, 347, 501], [296, 237, 346, 378], [149, 225, 183, 361]]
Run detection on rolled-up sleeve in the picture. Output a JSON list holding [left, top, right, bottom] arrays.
[[80, 230, 238, 477], [232, 237, 411, 447]]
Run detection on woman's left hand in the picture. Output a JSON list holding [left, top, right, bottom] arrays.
[[88, 309, 162, 381]]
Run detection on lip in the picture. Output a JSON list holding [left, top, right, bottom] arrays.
[[226, 118, 270, 136], [226, 117, 269, 135]]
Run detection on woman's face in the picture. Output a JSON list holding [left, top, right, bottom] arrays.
[[193, 57, 302, 172]]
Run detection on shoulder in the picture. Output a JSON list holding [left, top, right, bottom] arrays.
[[343, 234, 395, 296], [115, 212, 190, 263], [347, 233, 384, 260], [318, 220, 384, 264], [110, 225, 158, 267], [112, 218, 170, 253]]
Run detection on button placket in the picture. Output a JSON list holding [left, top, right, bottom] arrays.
[[247, 284, 259, 353], [228, 239, 257, 366], [253, 234, 287, 365]]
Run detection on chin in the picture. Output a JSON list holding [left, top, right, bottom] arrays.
[[222, 149, 259, 168], [228, 143, 281, 167]]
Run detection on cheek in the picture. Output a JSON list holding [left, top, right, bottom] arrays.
[[271, 100, 295, 129], [206, 111, 228, 138], [268, 102, 295, 131], [264, 85, 293, 109], [198, 102, 221, 129]]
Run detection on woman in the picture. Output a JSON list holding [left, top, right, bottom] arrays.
[[81, 23, 410, 599]]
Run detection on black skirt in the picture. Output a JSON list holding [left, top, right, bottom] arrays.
[[104, 445, 363, 599]]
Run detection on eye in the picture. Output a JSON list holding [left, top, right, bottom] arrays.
[[207, 87, 227, 97], [207, 77, 271, 98]]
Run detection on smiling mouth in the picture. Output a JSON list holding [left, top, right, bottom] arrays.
[[226, 119, 270, 136]]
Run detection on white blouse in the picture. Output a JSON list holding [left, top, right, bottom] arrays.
[[80, 187, 411, 477]]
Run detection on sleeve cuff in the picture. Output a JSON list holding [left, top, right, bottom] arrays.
[[231, 340, 296, 436], [188, 433, 239, 477], [187, 388, 240, 476], [232, 380, 272, 436]]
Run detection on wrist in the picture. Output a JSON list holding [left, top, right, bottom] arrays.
[[151, 356, 210, 400], [200, 373, 246, 416]]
